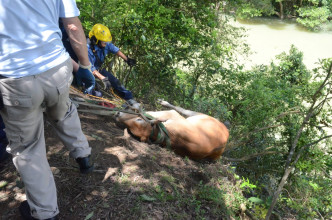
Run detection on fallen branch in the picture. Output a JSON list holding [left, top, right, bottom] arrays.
[[78, 109, 116, 116]]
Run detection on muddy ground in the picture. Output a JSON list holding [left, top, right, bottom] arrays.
[[0, 98, 246, 220]]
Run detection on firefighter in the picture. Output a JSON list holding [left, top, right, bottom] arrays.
[[87, 24, 139, 108]]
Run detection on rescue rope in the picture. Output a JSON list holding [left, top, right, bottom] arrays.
[[72, 101, 141, 115], [70, 85, 171, 148], [70, 85, 124, 106], [70, 85, 141, 115]]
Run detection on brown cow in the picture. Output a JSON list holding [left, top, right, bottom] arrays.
[[115, 100, 229, 160]]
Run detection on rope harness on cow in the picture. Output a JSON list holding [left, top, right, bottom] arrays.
[[142, 113, 172, 149]]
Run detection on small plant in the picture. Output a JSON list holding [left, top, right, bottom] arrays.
[[153, 185, 175, 203], [118, 173, 130, 184], [240, 177, 257, 193]]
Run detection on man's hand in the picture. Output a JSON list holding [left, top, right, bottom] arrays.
[[126, 57, 136, 67], [76, 67, 95, 94], [102, 77, 112, 90]]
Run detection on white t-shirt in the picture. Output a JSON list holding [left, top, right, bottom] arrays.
[[0, 0, 80, 78]]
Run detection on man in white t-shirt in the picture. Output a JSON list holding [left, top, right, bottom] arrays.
[[0, 1, 94, 219]]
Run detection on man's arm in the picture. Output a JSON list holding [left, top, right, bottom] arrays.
[[92, 70, 106, 80], [116, 50, 136, 67], [61, 17, 90, 66], [116, 50, 128, 61]]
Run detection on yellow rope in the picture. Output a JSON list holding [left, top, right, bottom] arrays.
[[70, 86, 125, 106], [103, 87, 123, 101]]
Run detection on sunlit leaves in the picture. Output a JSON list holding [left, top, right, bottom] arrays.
[[297, 6, 330, 30], [225, 0, 332, 31]]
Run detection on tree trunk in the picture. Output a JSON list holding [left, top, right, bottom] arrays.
[[279, 1, 284, 20], [265, 167, 292, 219]]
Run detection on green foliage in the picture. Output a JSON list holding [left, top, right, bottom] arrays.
[[225, 47, 332, 218], [240, 178, 257, 192], [225, 0, 332, 31], [197, 181, 247, 217], [248, 197, 264, 204], [236, 3, 263, 19], [228, 45, 311, 152], [75, 1, 332, 218], [271, 45, 310, 85], [225, 47, 311, 162], [284, 175, 332, 218], [232, 0, 275, 19], [197, 184, 224, 205], [77, 0, 248, 107], [297, 6, 330, 30]]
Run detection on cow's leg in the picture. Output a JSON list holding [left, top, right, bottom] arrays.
[[158, 100, 202, 117], [146, 110, 184, 121]]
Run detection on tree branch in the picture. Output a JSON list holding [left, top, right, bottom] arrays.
[[223, 150, 283, 162], [228, 110, 302, 151], [292, 134, 332, 166], [265, 62, 332, 220]]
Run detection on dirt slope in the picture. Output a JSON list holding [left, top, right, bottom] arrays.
[[0, 110, 245, 220]]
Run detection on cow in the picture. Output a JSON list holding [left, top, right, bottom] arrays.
[[115, 100, 229, 161]]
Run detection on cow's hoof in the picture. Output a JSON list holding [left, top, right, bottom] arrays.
[[157, 99, 169, 106]]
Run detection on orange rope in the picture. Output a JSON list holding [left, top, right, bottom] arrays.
[[70, 86, 124, 106]]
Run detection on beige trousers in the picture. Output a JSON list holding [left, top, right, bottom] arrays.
[[0, 58, 91, 219]]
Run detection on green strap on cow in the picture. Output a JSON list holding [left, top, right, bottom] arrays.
[[144, 113, 172, 149]]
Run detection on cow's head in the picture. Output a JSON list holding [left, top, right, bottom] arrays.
[[115, 111, 161, 142]]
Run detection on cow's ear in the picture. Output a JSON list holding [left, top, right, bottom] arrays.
[[140, 136, 147, 142]]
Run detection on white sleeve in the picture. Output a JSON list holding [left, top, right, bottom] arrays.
[[59, 0, 80, 18]]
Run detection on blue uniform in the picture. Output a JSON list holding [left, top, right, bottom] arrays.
[[87, 43, 133, 100], [88, 43, 119, 71], [60, 26, 133, 99]]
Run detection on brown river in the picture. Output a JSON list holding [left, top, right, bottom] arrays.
[[234, 17, 332, 70]]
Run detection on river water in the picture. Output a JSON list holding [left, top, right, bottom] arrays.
[[234, 17, 332, 70]]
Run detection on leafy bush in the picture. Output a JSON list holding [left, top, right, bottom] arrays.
[[235, 0, 275, 19], [235, 3, 263, 19], [271, 45, 310, 85], [225, 48, 332, 218], [297, 6, 330, 30], [284, 175, 332, 218]]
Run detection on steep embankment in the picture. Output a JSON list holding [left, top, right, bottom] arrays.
[[0, 109, 249, 219]]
